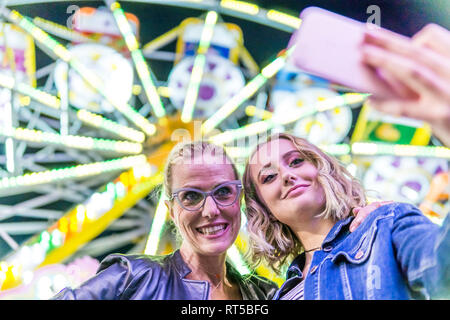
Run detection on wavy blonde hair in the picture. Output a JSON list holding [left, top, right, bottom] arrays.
[[243, 133, 366, 274]]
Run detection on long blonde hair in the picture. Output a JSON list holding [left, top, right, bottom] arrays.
[[243, 133, 366, 274]]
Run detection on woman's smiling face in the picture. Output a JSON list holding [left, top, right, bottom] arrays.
[[249, 138, 326, 227], [168, 153, 241, 257]]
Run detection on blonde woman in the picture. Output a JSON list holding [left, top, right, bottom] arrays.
[[243, 132, 449, 299]]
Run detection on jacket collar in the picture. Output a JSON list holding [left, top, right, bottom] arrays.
[[172, 249, 193, 278], [286, 216, 354, 279], [322, 216, 354, 247], [172, 249, 241, 281]]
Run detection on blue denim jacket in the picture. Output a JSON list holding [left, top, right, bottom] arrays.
[[273, 202, 450, 300]]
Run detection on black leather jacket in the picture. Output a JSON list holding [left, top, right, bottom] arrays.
[[52, 250, 278, 300]]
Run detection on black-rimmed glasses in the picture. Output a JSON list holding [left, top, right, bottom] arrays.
[[170, 180, 242, 211]]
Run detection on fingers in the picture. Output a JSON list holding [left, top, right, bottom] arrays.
[[375, 67, 417, 99], [349, 205, 372, 232], [368, 97, 449, 124], [350, 208, 365, 232], [363, 27, 412, 57], [363, 28, 450, 80], [413, 24, 450, 59], [349, 201, 391, 232], [362, 44, 450, 99]]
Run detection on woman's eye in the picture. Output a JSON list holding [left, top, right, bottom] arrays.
[[262, 174, 275, 184], [215, 186, 232, 198], [290, 158, 304, 166], [182, 191, 202, 202]]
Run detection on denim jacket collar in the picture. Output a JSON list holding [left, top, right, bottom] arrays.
[[286, 216, 354, 280]]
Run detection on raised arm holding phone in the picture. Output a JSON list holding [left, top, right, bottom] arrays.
[[288, 7, 450, 147], [361, 24, 450, 147]]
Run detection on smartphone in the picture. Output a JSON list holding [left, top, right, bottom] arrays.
[[287, 7, 407, 98]]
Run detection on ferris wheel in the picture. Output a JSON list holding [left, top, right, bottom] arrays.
[[0, 0, 447, 299]]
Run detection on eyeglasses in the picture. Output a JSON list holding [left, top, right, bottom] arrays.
[[170, 180, 242, 211]]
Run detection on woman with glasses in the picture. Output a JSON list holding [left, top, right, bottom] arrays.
[[52, 140, 380, 300]]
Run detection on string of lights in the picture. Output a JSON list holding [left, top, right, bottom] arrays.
[[181, 11, 218, 123], [0, 127, 143, 154], [107, 0, 167, 119], [201, 47, 295, 135], [0, 7, 156, 136], [0, 155, 148, 193]]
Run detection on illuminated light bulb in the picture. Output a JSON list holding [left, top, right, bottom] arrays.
[[51, 229, 64, 247], [266, 9, 302, 29], [0, 270, 6, 286], [245, 106, 272, 120], [17, 246, 33, 270], [11, 264, 21, 279], [133, 162, 155, 180], [22, 270, 34, 285], [119, 171, 131, 188], [220, 0, 259, 15], [351, 142, 378, 156], [106, 182, 117, 200], [77, 109, 145, 143], [208, 120, 274, 145], [201, 49, 294, 134], [31, 243, 46, 265], [40, 231, 51, 245], [436, 147, 450, 159], [114, 181, 126, 199], [319, 144, 351, 156], [58, 217, 69, 234], [69, 217, 79, 233], [0, 73, 15, 88], [261, 56, 287, 78], [76, 205, 86, 225], [181, 11, 218, 123], [202, 74, 267, 134], [3, 127, 142, 154], [0, 262, 8, 272], [0, 156, 148, 192], [108, 1, 166, 119], [145, 193, 169, 255]]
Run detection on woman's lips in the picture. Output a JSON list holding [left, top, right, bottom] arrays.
[[196, 223, 229, 237], [284, 184, 310, 199]]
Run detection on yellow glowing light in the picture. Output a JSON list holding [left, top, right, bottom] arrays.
[[266, 9, 302, 29], [220, 0, 259, 15], [181, 11, 218, 123]]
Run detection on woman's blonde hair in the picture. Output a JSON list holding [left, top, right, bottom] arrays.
[[242, 133, 366, 274], [163, 140, 239, 199]]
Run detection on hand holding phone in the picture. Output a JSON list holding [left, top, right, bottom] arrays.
[[287, 7, 409, 98]]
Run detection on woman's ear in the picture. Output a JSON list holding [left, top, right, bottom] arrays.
[[165, 200, 174, 221]]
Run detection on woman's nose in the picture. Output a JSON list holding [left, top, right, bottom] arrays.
[[283, 171, 297, 186], [201, 195, 220, 219]]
